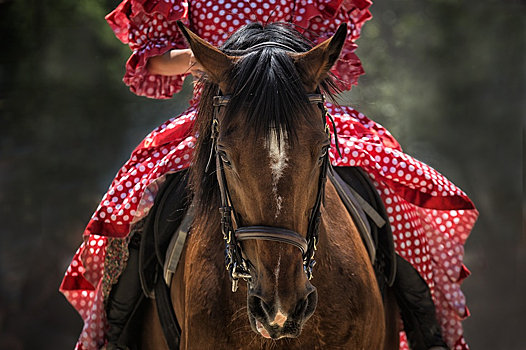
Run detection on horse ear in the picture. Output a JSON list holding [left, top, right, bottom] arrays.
[[292, 23, 348, 92], [176, 21, 235, 91]]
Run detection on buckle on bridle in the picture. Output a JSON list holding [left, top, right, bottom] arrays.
[[230, 261, 251, 292], [304, 259, 317, 280]]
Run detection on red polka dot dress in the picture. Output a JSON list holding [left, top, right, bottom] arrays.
[[59, 1, 478, 349]]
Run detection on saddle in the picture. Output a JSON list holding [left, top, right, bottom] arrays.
[[137, 171, 190, 348], [138, 166, 396, 347]]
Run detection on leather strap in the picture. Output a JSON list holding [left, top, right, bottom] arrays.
[[235, 226, 308, 255], [155, 276, 181, 349], [213, 94, 324, 107], [149, 176, 183, 350], [329, 169, 376, 264], [347, 185, 386, 228], [164, 202, 195, 286]]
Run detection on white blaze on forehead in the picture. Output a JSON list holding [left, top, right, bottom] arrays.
[[267, 129, 288, 218]]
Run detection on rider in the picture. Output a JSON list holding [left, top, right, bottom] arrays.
[[60, 1, 478, 349]]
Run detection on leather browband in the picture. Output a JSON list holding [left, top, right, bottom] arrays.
[[213, 94, 324, 108]]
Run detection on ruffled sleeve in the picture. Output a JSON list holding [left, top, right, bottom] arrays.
[[106, 0, 190, 99], [295, 0, 372, 91]]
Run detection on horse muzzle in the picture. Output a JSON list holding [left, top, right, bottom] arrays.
[[247, 287, 318, 339]]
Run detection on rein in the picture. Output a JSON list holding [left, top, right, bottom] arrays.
[[211, 92, 332, 292]]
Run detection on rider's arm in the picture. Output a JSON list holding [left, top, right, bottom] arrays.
[[147, 49, 201, 76]]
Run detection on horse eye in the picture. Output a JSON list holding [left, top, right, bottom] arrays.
[[218, 150, 232, 166], [320, 146, 328, 158], [317, 146, 329, 165], [319, 145, 329, 159]]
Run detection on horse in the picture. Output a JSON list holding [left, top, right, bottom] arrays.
[[137, 22, 400, 350]]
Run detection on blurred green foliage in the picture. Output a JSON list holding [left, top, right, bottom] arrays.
[[0, 0, 523, 349]]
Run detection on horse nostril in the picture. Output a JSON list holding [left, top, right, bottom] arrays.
[[248, 295, 271, 320], [261, 300, 272, 317], [303, 289, 318, 319], [294, 296, 308, 316], [249, 288, 318, 326], [290, 288, 317, 319]]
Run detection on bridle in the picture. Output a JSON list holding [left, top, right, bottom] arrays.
[[211, 91, 334, 292]]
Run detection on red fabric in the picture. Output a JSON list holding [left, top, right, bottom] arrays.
[[104, 0, 371, 98], [105, 0, 190, 98], [61, 1, 477, 349], [296, 0, 373, 90]]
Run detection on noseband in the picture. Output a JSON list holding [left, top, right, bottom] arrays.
[[211, 92, 333, 292]]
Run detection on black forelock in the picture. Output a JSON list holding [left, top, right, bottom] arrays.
[[220, 22, 316, 145]]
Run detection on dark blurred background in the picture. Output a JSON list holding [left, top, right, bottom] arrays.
[[0, 0, 523, 349]]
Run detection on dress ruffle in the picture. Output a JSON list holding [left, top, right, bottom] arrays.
[[106, 0, 373, 98], [296, 0, 372, 90], [84, 107, 197, 239], [106, 0, 190, 98]]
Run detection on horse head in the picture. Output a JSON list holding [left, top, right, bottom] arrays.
[[180, 21, 347, 340]]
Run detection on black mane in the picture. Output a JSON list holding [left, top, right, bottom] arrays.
[[190, 22, 338, 225]]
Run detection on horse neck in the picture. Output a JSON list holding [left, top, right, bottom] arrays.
[[316, 181, 378, 288]]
